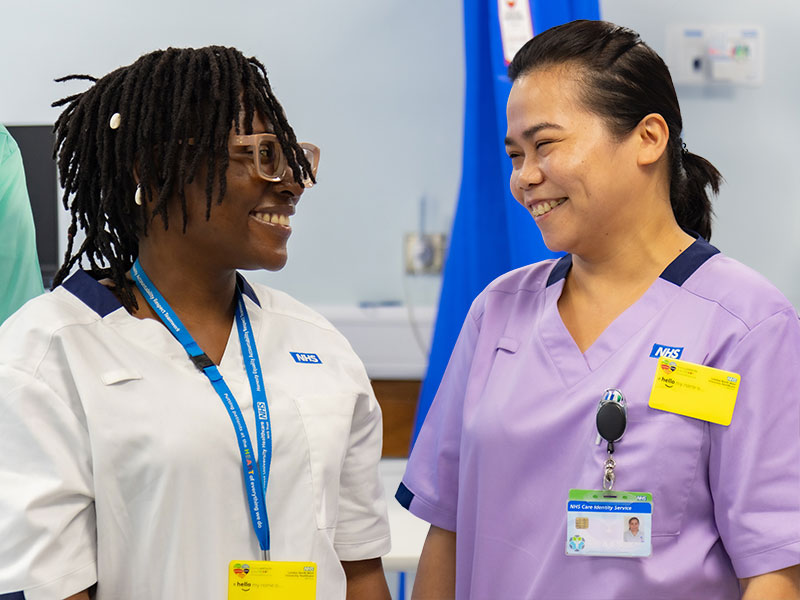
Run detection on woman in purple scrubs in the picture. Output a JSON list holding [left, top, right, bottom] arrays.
[[400, 20, 800, 599]]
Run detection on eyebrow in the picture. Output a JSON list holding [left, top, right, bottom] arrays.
[[504, 122, 564, 146]]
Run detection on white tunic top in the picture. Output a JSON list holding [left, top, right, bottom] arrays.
[[0, 271, 391, 599]]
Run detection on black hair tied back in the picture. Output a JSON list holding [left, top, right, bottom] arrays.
[[508, 20, 722, 240]]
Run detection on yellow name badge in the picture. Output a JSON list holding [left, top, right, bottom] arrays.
[[649, 358, 740, 425], [228, 560, 316, 599]]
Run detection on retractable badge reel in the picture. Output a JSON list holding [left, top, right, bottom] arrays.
[[596, 389, 627, 490], [565, 388, 652, 558]]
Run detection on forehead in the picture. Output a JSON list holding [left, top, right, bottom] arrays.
[[235, 110, 274, 133], [506, 66, 591, 133]]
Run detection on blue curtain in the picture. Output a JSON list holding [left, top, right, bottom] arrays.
[[412, 0, 600, 446]]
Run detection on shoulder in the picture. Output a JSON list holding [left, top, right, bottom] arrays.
[[468, 257, 563, 321], [241, 279, 363, 364], [682, 252, 796, 330], [0, 124, 20, 165], [0, 284, 103, 375], [244, 280, 339, 333]]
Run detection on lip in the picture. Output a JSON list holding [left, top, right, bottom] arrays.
[[249, 205, 295, 237], [526, 197, 566, 219], [525, 197, 564, 210], [250, 203, 296, 216]]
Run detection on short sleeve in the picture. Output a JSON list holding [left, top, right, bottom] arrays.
[[0, 366, 97, 599], [709, 308, 800, 578], [332, 373, 391, 561], [397, 310, 481, 532]]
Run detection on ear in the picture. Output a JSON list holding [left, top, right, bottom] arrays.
[[635, 113, 669, 167]]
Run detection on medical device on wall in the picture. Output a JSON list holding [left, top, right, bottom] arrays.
[[665, 25, 764, 86], [404, 196, 446, 275]]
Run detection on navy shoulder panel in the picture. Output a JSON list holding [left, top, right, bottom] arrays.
[[62, 270, 123, 317], [546, 254, 572, 287], [659, 236, 720, 286], [236, 273, 261, 307]]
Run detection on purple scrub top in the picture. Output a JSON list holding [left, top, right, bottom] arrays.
[[400, 237, 800, 599]]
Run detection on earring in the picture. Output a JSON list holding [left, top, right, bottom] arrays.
[[134, 184, 143, 206]]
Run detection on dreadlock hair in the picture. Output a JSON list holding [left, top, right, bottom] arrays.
[[51, 45, 315, 310], [508, 20, 722, 241]]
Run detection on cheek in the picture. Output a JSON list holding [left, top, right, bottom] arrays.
[[509, 171, 523, 203], [538, 155, 563, 182]]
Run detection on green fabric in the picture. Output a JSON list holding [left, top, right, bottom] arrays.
[[0, 124, 44, 323]]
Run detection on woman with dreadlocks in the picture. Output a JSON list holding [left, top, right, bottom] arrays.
[[0, 46, 391, 599]]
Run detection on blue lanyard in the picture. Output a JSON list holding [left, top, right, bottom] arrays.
[[131, 259, 273, 556]]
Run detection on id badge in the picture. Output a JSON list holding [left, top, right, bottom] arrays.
[[566, 489, 652, 558], [228, 560, 316, 599], [649, 357, 740, 425]]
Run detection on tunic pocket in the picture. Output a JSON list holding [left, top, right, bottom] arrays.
[[293, 393, 357, 530], [622, 405, 706, 537], [99, 368, 142, 385]]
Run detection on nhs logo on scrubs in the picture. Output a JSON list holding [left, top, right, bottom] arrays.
[[649, 344, 683, 360], [290, 352, 322, 364]]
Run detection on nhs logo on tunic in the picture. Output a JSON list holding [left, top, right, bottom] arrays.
[[290, 352, 322, 364], [649, 344, 683, 360]]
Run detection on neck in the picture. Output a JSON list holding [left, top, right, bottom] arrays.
[[134, 245, 238, 324], [570, 222, 693, 291], [568, 181, 694, 292]]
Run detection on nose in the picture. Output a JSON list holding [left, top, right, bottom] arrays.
[[517, 157, 544, 188], [273, 164, 305, 200], [510, 157, 543, 203]]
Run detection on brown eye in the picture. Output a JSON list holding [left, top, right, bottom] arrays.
[[259, 146, 274, 161]]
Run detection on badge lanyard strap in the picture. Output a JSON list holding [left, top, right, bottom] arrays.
[[131, 259, 273, 558]]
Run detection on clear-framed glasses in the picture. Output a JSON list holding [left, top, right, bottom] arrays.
[[230, 133, 320, 188]]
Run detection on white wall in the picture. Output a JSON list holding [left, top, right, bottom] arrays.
[[2, 1, 797, 377], [0, 0, 465, 310], [602, 0, 800, 308]]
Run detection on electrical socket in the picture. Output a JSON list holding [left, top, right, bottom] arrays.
[[404, 233, 446, 275]]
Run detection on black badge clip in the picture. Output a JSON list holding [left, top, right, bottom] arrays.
[[596, 388, 627, 455], [597, 389, 627, 490]]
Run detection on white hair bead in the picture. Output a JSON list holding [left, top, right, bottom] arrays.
[[109, 113, 122, 129]]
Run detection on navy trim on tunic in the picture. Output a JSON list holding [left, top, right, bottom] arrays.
[[659, 237, 720, 286], [544, 236, 719, 289], [62, 270, 262, 317], [62, 270, 122, 317], [546, 255, 572, 287], [395, 482, 415, 510]]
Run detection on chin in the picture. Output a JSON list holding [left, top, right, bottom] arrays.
[[237, 253, 288, 273], [261, 255, 289, 272], [538, 231, 572, 255]]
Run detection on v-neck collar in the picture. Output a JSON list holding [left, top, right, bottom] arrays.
[[62, 269, 263, 377], [539, 236, 719, 387], [62, 269, 262, 317]]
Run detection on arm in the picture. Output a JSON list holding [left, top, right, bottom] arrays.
[[65, 592, 90, 600], [0, 367, 97, 597], [708, 309, 800, 583], [740, 565, 800, 600], [411, 525, 456, 600], [342, 557, 390, 600]]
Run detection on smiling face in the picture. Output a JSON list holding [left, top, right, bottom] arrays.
[[505, 66, 643, 258], [148, 111, 305, 274]]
